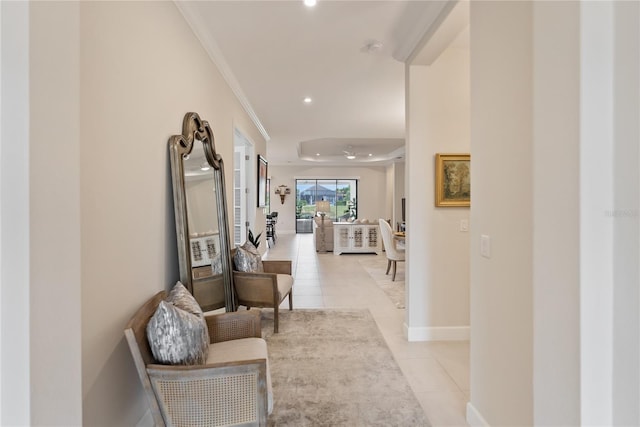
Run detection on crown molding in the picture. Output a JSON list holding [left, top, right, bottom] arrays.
[[174, 2, 270, 142], [392, 0, 458, 64]]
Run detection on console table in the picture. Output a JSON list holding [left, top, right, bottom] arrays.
[[333, 222, 380, 255]]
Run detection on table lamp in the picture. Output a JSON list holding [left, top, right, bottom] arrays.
[[315, 200, 330, 219]]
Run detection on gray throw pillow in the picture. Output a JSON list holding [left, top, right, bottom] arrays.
[[146, 300, 209, 365], [167, 281, 204, 317], [234, 241, 263, 273], [211, 253, 223, 275]]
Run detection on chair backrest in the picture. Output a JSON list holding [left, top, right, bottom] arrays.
[[124, 291, 167, 426], [378, 218, 403, 259]]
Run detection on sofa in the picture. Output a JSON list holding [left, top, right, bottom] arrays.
[[124, 289, 272, 426], [313, 216, 334, 252]]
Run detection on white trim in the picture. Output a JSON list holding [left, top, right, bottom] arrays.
[[174, 2, 270, 142], [466, 402, 490, 427], [1, 1, 31, 423], [392, 0, 457, 63], [404, 324, 470, 341]]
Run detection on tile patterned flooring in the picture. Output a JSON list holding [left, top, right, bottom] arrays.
[[264, 233, 470, 426]]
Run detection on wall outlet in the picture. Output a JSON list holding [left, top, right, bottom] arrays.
[[480, 235, 491, 258], [460, 219, 469, 232]]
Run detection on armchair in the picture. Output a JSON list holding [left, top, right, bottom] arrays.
[[232, 249, 294, 333], [124, 291, 270, 426]]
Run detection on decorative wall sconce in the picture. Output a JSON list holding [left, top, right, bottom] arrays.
[[274, 185, 291, 204]]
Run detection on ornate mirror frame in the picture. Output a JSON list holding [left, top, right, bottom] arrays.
[[169, 112, 236, 311]]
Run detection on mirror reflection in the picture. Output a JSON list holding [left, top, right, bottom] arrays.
[[169, 112, 235, 312], [183, 148, 222, 275]]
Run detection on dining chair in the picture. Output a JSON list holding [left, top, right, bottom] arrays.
[[378, 218, 405, 281]]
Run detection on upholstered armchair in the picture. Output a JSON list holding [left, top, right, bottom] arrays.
[[232, 249, 294, 333], [124, 291, 271, 427]]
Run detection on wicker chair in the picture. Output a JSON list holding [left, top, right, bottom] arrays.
[[124, 291, 270, 427], [232, 249, 294, 333]]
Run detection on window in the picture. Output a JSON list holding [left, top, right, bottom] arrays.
[[295, 179, 358, 233]]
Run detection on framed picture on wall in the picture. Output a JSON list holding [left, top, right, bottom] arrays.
[[435, 153, 471, 207], [257, 155, 268, 208]]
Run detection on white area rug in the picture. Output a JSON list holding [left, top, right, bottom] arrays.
[[359, 257, 406, 309], [262, 309, 429, 426]]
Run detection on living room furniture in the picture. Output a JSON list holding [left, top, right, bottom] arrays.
[[313, 216, 334, 252], [314, 201, 331, 252], [169, 112, 235, 311], [232, 249, 294, 333], [333, 221, 380, 255], [266, 212, 277, 247], [378, 218, 405, 281], [124, 291, 271, 426]]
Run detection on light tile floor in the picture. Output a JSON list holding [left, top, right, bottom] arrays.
[[264, 233, 470, 426]]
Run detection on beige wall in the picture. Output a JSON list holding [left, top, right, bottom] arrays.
[[531, 2, 581, 424], [77, 2, 265, 425], [469, 2, 534, 424], [267, 165, 388, 234], [1, 2, 83, 424], [611, 2, 640, 424], [405, 33, 470, 339], [468, 2, 640, 425], [392, 162, 405, 228], [30, 3, 83, 425]]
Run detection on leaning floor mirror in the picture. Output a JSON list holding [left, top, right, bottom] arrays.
[[169, 112, 235, 311]]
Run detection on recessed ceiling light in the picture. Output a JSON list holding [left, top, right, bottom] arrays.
[[303, 97, 312, 104], [304, 0, 317, 7], [346, 155, 356, 160], [368, 153, 373, 157], [316, 153, 320, 156]]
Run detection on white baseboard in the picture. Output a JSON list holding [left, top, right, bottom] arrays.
[[466, 402, 490, 427], [404, 324, 470, 341]]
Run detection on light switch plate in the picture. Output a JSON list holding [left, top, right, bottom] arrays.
[[480, 235, 491, 258], [460, 219, 469, 232]]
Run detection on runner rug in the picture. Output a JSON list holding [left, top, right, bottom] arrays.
[[261, 309, 429, 426], [359, 257, 406, 309]]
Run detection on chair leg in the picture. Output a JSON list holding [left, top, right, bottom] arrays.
[[392, 261, 397, 281], [289, 292, 293, 310], [386, 260, 392, 275], [274, 305, 279, 333]]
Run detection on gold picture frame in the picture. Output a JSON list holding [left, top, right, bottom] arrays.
[[435, 153, 470, 207]]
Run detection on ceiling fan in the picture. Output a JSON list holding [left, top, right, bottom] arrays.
[[342, 146, 360, 160]]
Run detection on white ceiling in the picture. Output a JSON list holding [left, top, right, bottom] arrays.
[[177, 1, 459, 166]]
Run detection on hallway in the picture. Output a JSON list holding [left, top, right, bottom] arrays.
[[264, 233, 470, 426]]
